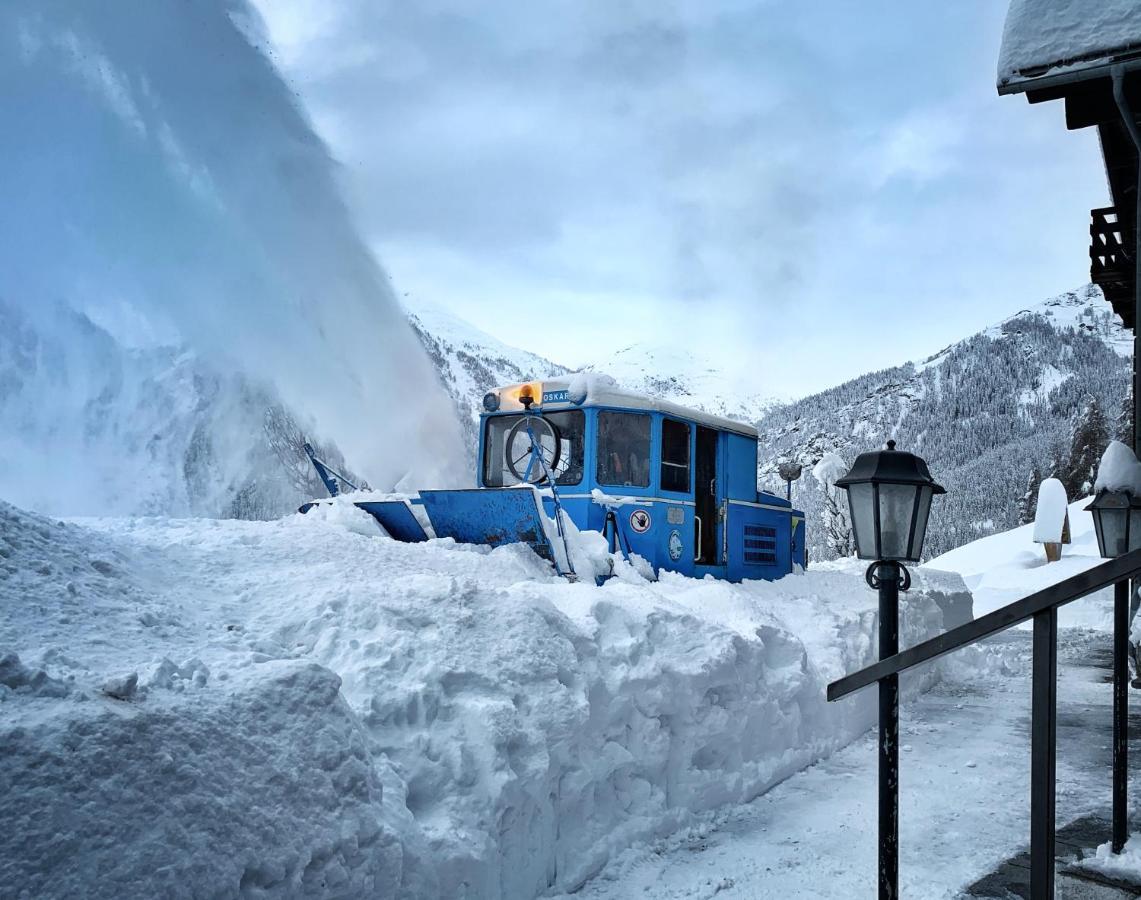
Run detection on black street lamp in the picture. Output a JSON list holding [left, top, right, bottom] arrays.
[[835, 440, 945, 566], [1086, 490, 1141, 560], [1085, 488, 1141, 851], [835, 440, 944, 900]]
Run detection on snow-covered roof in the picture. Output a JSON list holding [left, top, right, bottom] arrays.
[[998, 0, 1141, 92], [493, 374, 759, 438]]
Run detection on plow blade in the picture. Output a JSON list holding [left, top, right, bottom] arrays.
[[419, 489, 553, 561], [298, 498, 430, 543], [354, 500, 431, 542]]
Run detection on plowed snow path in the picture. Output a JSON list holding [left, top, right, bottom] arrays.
[[561, 627, 1141, 900]]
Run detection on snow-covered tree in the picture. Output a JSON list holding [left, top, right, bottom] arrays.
[[1018, 464, 1041, 526], [1115, 390, 1134, 448], [813, 452, 853, 558], [1065, 397, 1109, 497]]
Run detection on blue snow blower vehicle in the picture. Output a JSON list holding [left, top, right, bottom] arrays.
[[301, 377, 806, 582]]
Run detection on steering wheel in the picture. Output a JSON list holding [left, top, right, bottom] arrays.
[[506, 415, 562, 484]]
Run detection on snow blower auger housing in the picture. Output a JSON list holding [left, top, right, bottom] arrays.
[[301, 377, 807, 582]]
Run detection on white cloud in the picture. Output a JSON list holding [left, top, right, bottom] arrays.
[[251, 0, 1107, 397]]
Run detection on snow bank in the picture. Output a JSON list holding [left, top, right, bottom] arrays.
[[2, 659, 425, 898], [1, 499, 966, 898], [1079, 833, 1141, 884]]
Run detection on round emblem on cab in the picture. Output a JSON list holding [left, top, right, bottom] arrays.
[[668, 529, 683, 561]]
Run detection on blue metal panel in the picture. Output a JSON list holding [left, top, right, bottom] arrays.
[[726, 502, 794, 582], [791, 510, 807, 568], [759, 490, 791, 509], [725, 433, 759, 501], [354, 500, 429, 542], [420, 489, 554, 561]]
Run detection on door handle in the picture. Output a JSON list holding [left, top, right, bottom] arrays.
[[694, 515, 702, 562]]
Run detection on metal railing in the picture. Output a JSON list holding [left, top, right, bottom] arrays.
[[828, 548, 1141, 899]]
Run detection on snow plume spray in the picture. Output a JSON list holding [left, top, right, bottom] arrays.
[[0, 0, 465, 515]]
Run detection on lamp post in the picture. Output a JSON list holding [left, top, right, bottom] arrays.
[[835, 440, 944, 900], [778, 461, 804, 503], [1085, 488, 1141, 853]]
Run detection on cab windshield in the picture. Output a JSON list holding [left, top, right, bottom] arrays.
[[483, 411, 585, 487]]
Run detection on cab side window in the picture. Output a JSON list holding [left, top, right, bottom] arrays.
[[597, 411, 651, 487], [660, 418, 690, 493]]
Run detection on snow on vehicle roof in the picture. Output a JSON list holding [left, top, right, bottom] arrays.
[[998, 0, 1141, 92], [495, 374, 759, 437]]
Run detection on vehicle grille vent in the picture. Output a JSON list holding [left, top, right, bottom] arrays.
[[744, 524, 777, 565]]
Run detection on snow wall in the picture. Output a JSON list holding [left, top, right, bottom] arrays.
[[0, 0, 464, 516], [0, 499, 969, 898]]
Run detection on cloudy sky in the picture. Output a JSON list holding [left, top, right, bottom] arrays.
[[251, 0, 1107, 400]]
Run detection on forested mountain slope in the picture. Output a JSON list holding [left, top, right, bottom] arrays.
[[756, 285, 1130, 560]]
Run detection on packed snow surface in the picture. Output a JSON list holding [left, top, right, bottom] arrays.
[[0, 498, 966, 898], [998, 0, 1141, 87], [928, 498, 1112, 628]]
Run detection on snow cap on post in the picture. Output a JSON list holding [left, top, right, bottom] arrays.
[[1086, 441, 1141, 558], [1032, 478, 1069, 544], [1093, 440, 1141, 495]]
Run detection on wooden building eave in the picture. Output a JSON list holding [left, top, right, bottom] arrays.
[[1001, 64, 1141, 329]]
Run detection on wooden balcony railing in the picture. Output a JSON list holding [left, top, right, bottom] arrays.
[[1091, 206, 1135, 324]]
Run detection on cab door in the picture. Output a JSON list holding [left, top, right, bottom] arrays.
[[659, 417, 695, 574], [694, 426, 721, 566]]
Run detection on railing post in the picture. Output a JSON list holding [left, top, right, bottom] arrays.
[[1031, 608, 1057, 899], [1114, 580, 1129, 854], [878, 562, 900, 900]]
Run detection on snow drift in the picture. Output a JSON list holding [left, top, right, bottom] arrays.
[[0, 497, 968, 898], [0, 0, 463, 516]]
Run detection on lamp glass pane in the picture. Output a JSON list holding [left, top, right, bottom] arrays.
[[1100, 506, 1128, 558], [1092, 511, 1107, 559], [909, 485, 933, 562], [1129, 508, 1141, 554], [847, 483, 877, 559], [877, 483, 917, 560]]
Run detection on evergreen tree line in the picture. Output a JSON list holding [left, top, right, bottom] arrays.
[[756, 289, 1131, 561]]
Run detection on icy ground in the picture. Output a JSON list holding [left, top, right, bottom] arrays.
[[0, 499, 965, 899]]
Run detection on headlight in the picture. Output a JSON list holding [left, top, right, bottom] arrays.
[[482, 391, 500, 412]]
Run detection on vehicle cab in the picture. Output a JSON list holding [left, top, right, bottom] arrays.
[[479, 376, 806, 582]]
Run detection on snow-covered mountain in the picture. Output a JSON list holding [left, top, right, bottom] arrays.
[[755, 284, 1130, 560], [580, 343, 782, 423], [405, 301, 569, 453], [405, 306, 780, 461], [405, 284, 1128, 563]]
